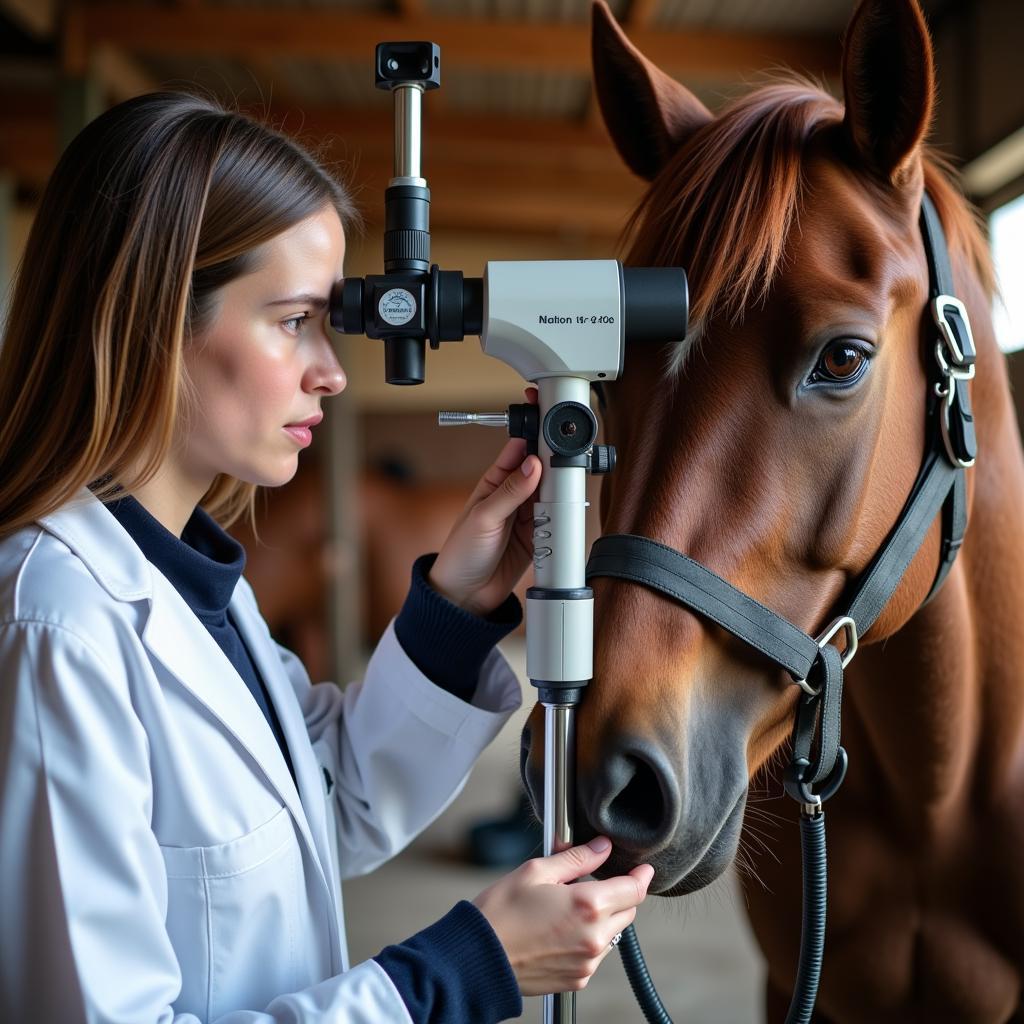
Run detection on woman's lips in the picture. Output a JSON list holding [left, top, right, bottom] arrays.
[[283, 425, 313, 447], [283, 412, 322, 447]]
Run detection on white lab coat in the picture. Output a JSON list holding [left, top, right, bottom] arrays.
[[0, 486, 523, 1023]]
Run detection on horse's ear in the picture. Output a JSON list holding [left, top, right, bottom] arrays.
[[841, 0, 935, 185], [591, 0, 712, 181]]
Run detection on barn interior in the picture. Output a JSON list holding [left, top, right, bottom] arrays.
[[2, 1, 1022, 1019]]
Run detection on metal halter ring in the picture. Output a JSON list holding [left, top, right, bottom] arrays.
[[794, 616, 859, 696]]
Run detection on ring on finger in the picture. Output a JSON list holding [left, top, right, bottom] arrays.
[[609, 932, 623, 949]]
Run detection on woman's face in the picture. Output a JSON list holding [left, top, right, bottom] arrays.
[[178, 206, 347, 491]]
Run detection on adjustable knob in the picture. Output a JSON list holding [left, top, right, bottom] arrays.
[[437, 403, 539, 457], [589, 444, 616, 475]]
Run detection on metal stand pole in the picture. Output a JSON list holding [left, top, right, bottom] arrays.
[[542, 702, 577, 1024], [528, 376, 594, 1024]]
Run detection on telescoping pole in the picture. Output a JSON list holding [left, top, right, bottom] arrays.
[[527, 375, 595, 1024]]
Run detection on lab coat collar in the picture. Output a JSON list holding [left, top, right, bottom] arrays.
[[38, 486, 155, 602], [37, 488, 341, 963]]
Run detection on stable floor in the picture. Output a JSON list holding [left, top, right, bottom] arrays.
[[344, 637, 768, 1023]]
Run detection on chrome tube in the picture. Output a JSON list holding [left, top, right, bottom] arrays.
[[393, 85, 423, 180], [542, 702, 576, 1024]]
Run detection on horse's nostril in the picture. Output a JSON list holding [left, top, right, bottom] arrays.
[[589, 743, 678, 849], [609, 755, 665, 835]]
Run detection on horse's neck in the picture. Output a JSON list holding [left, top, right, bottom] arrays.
[[848, 299, 1024, 814]]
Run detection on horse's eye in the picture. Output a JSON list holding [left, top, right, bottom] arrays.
[[812, 342, 870, 386]]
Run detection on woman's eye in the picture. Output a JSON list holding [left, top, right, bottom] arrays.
[[282, 314, 310, 335], [810, 341, 870, 387]]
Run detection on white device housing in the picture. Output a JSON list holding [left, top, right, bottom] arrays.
[[480, 260, 625, 381]]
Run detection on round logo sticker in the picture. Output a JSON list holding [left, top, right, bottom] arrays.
[[378, 288, 417, 326]]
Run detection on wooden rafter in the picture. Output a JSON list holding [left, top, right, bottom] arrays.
[[69, 3, 839, 79], [0, 92, 643, 236]]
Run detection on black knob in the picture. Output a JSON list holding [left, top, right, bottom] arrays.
[[589, 445, 616, 475], [507, 403, 539, 443]]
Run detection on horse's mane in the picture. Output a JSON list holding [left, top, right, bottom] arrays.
[[620, 75, 995, 380]]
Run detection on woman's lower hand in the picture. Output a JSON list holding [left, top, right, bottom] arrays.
[[472, 836, 654, 997], [428, 387, 542, 617]]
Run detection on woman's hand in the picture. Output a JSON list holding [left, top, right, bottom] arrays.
[[473, 837, 654, 996], [428, 387, 542, 617]]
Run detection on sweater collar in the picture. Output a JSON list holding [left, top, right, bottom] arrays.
[[103, 492, 246, 619]]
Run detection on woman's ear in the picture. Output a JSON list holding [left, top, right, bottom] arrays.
[[841, 0, 935, 186], [591, 0, 713, 181]]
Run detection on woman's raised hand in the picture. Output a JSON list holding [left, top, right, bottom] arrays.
[[472, 837, 655, 997], [427, 386, 542, 617]]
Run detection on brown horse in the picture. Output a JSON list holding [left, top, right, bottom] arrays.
[[522, 1, 1024, 1020]]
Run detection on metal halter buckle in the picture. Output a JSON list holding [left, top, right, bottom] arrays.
[[932, 295, 977, 469], [794, 615, 858, 696], [932, 294, 976, 378]]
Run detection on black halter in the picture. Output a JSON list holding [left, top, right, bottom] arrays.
[[587, 190, 975, 809]]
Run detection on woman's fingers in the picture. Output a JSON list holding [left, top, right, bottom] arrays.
[[462, 388, 539, 507], [569, 863, 655, 916], [530, 837, 614, 885], [461, 436, 530, 509], [472, 839, 654, 997]]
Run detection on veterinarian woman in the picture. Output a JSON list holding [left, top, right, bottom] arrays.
[[0, 92, 654, 1023]]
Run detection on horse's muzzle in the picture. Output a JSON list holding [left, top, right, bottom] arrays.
[[520, 713, 748, 894]]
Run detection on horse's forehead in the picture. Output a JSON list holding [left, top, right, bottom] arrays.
[[770, 158, 925, 326], [794, 155, 919, 266]]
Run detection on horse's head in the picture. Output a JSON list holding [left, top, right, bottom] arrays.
[[521, 0, 994, 896]]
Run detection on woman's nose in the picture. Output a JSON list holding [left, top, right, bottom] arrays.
[[307, 335, 347, 396]]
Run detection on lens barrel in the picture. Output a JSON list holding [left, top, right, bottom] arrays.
[[622, 267, 688, 345]]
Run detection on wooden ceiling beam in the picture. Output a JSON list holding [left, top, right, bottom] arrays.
[[0, 94, 643, 236], [75, 4, 839, 78], [263, 101, 616, 159], [0, 95, 632, 177], [345, 163, 641, 218]]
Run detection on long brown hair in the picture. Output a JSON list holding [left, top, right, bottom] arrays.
[[0, 91, 358, 539]]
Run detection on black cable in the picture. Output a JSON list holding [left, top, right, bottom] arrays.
[[618, 809, 829, 1024], [617, 923, 673, 1024], [784, 810, 828, 1024]]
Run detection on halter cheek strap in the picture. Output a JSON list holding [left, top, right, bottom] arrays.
[[585, 191, 975, 811]]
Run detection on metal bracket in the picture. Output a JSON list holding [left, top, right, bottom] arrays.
[[794, 615, 858, 696]]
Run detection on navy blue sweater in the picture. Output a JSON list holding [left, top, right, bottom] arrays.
[[105, 494, 523, 1024]]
